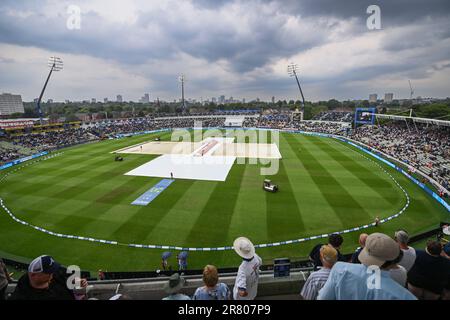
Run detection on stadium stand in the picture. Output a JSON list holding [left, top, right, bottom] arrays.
[[351, 123, 450, 187], [312, 111, 353, 122]]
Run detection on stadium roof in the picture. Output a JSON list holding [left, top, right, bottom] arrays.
[[375, 114, 450, 127]]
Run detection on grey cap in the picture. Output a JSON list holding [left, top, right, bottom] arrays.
[[394, 230, 409, 244], [359, 233, 400, 267]]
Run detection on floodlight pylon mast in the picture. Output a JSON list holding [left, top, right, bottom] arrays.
[[287, 63, 306, 114], [36, 57, 63, 125], [408, 80, 414, 100], [179, 74, 187, 113]]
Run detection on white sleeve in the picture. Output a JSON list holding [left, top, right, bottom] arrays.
[[235, 267, 247, 291]]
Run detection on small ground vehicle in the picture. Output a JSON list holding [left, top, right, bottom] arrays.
[[263, 179, 278, 193]]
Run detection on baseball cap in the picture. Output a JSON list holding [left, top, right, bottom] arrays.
[[358, 233, 400, 267], [28, 255, 60, 274], [320, 245, 337, 264]]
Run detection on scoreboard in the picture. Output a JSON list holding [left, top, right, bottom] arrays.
[[354, 108, 376, 127]]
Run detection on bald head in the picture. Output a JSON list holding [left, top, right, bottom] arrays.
[[359, 233, 368, 247]]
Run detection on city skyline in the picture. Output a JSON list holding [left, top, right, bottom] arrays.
[[1, 1, 450, 102]]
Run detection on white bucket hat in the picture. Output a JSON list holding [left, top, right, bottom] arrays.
[[233, 237, 255, 259]]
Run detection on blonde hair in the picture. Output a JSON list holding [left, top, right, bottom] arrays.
[[320, 245, 338, 264], [203, 265, 219, 287]]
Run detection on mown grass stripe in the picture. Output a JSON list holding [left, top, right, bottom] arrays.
[[280, 133, 344, 232], [227, 162, 268, 243], [287, 134, 373, 225], [265, 158, 306, 241], [146, 180, 219, 246], [314, 137, 401, 206], [110, 179, 196, 243], [184, 160, 244, 247]]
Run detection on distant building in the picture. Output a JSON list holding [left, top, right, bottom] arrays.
[[219, 95, 225, 104], [243, 98, 246, 104], [272, 96, 275, 104], [140, 93, 150, 103], [91, 98, 96, 104], [369, 94, 378, 103], [384, 93, 394, 103], [47, 99, 54, 104], [0, 93, 24, 115], [104, 98, 108, 103], [65, 100, 70, 104], [116, 95, 123, 103], [212, 97, 217, 104]]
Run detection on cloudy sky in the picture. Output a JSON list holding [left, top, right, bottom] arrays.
[[0, 0, 449, 102]]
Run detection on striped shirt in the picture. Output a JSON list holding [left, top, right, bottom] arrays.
[[301, 267, 331, 300]]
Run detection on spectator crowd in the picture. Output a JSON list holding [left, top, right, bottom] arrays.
[[1, 231, 449, 300], [351, 123, 450, 190]]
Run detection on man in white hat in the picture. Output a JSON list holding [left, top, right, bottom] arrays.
[[232, 237, 262, 300]]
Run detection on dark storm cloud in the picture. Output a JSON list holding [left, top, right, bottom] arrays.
[[0, 1, 335, 73], [2, 0, 448, 71], [191, 0, 230, 9], [0, 9, 176, 64], [382, 18, 450, 52], [1, 0, 450, 100], [280, 0, 450, 26]]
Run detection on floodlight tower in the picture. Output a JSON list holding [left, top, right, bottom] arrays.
[[287, 63, 306, 114], [179, 74, 187, 113], [36, 57, 63, 125], [408, 80, 414, 100]]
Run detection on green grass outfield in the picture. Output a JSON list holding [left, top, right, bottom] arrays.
[[0, 130, 448, 273]]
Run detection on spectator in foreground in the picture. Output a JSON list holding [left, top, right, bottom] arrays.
[[233, 237, 262, 300], [193, 265, 231, 300], [386, 251, 407, 287], [317, 233, 416, 300], [309, 234, 344, 270], [9, 255, 85, 300], [0, 258, 12, 300], [394, 230, 416, 272], [162, 273, 190, 300], [350, 233, 368, 264], [301, 245, 337, 300], [407, 240, 450, 300]]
